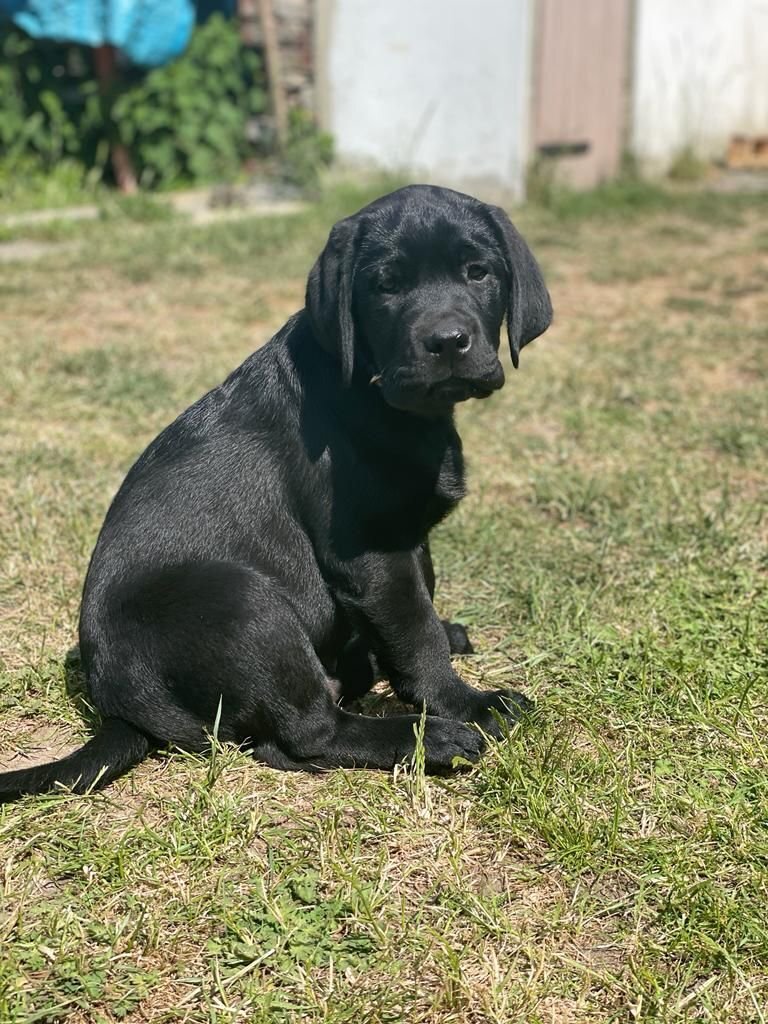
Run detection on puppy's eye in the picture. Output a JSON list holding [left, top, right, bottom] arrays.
[[467, 264, 488, 281], [377, 274, 401, 295]]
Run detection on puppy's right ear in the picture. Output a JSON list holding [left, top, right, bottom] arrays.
[[305, 215, 361, 386]]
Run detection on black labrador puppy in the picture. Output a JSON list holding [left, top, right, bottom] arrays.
[[0, 184, 551, 798]]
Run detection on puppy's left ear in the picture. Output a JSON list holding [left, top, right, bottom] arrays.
[[305, 215, 361, 385], [486, 205, 553, 368]]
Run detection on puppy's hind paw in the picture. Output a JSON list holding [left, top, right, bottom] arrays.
[[422, 718, 485, 771]]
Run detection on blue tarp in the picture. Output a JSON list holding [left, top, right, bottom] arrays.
[[0, 1, 196, 67]]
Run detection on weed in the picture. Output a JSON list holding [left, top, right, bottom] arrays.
[[667, 146, 711, 183]]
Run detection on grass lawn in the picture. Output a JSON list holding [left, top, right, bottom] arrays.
[[1, 180, 767, 1023]]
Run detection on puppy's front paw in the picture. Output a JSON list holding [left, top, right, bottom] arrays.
[[422, 718, 485, 771], [473, 689, 533, 738]]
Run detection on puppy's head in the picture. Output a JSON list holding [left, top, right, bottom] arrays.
[[306, 185, 552, 416]]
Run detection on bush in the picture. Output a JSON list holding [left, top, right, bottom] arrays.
[[0, 16, 268, 192], [113, 15, 266, 188], [0, 28, 105, 174]]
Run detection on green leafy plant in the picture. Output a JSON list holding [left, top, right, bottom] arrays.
[[113, 15, 266, 188], [0, 25, 105, 208], [0, 16, 269, 196], [219, 872, 376, 976]]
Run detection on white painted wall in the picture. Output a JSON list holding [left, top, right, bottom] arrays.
[[317, 0, 534, 200], [633, 0, 768, 171]]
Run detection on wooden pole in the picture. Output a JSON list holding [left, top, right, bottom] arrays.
[[256, 0, 289, 149], [93, 44, 138, 193]]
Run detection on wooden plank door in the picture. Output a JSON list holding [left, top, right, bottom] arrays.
[[532, 0, 632, 188]]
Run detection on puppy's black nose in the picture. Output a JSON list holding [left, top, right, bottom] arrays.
[[423, 329, 472, 357]]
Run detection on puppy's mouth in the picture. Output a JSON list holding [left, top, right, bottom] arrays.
[[430, 377, 499, 401], [376, 365, 505, 416]]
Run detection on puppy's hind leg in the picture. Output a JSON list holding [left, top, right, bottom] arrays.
[[259, 636, 485, 773], [265, 699, 485, 773]]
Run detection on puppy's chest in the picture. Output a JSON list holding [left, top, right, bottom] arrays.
[[368, 440, 465, 544], [430, 441, 466, 518]]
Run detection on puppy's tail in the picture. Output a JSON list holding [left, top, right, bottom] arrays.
[[0, 718, 151, 801]]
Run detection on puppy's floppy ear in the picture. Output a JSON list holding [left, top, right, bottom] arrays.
[[486, 204, 553, 368], [305, 214, 362, 385]]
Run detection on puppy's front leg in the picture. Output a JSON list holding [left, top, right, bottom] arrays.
[[340, 552, 531, 734], [417, 541, 474, 655]]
